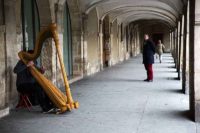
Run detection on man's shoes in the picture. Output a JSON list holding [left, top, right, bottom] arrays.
[[144, 79, 153, 82]]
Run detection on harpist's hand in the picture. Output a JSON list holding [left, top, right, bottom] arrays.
[[27, 61, 34, 67], [40, 66, 46, 74]]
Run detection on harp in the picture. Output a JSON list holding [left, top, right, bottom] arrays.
[[18, 24, 79, 113]]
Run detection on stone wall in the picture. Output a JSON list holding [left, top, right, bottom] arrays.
[[5, 0, 19, 107], [0, 0, 6, 110], [0, 28, 6, 108]]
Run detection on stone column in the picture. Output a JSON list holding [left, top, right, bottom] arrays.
[[82, 14, 88, 75], [174, 30, 177, 59], [110, 22, 113, 65], [175, 27, 179, 69], [177, 22, 180, 69], [185, 1, 190, 94], [134, 29, 137, 56], [117, 24, 122, 59], [171, 31, 174, 54], [98, 20, 103, 70], [118, 25, 121, 60], [0, 0, 8, 117], [4, 0, 19, 106], [173, 31, 176, 55], [181, 15, 185, 77], [177, 20, 182, 79], [170, 32, 172, 52], [172, 31, 176, 58], [182, 3, 190, 94], [171, 32, 173, 56], [189, 0, 200, 122]]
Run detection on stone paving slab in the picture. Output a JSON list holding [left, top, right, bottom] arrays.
[[0, 53, 197, 133]]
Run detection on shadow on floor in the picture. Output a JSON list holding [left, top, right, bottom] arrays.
[[154, 70, 177, 73], [164, 89, 183, 94], [167, 77, 180, 80], [164, 62, 176, 64], [71, 78, 144, 84], [168, 66, 176, 69], [114, 79, 143, 82], [93, 79, 144, 82], [9, 107, 73, 118], [169, 110, 192, 121]]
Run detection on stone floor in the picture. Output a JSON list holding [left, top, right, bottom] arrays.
[[0, 53, 198, 133]]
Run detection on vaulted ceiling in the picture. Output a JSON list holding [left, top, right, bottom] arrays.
[[79, 0, 187, 27]]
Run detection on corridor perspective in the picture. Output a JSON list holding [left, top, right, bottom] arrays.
[[0, 0, 200, 132], [0, 54, 197, 133]]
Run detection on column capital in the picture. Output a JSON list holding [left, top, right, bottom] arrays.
[[99, 19, 103, 24], [82, 13, 88, 20]]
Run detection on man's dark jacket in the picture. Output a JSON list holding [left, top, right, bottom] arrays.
[[13, 60, 37, 87], [143, 39, 156, 64]]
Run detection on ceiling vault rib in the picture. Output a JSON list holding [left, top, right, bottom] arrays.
[[100, 5, 177, 21], [81, 0, 183, 28]]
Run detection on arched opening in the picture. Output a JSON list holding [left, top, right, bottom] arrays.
[[63, 2, 73, 77], [102, 15, 111, 67]]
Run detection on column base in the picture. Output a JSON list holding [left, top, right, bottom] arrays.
[[0, 107, 9, 119], [194, 101, 200, 122]]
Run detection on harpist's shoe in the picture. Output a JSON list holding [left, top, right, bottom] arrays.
[[43, 108, 54, 114]]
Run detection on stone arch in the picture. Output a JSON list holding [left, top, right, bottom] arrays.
[[63, 0, 83, 76], [15, 0, 54, 46], [15, 0, 53, 31], [35, 0, 52, 28]]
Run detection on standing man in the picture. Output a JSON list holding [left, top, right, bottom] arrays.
[[143, 34, 156, 82], [157, 40, 165, 63]]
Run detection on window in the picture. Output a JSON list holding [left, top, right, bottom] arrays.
[[63, 3, 73, 76], [21, 0, 40, 51]]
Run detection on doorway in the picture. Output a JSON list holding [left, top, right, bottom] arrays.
[[152, 33, 164, 45]]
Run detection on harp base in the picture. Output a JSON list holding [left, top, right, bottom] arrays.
[[58, 101, 79, 114], [66, 101, 79, 111]]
